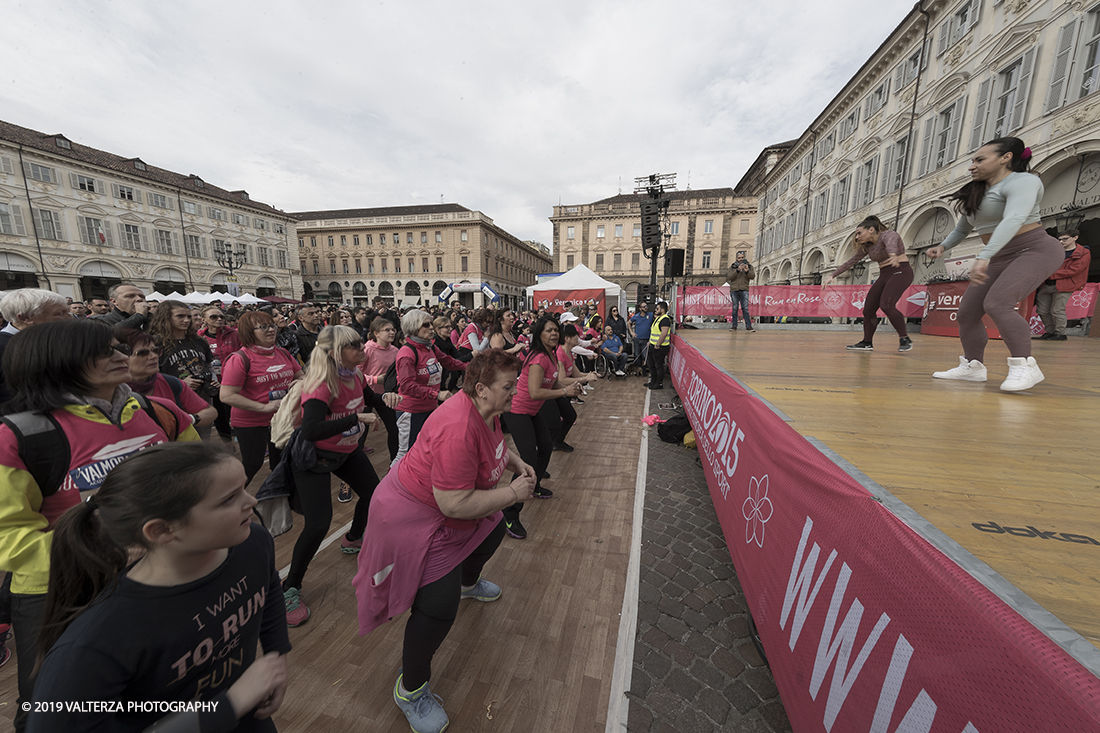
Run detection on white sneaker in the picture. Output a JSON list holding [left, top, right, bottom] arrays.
[[1000, 356, 1044, 392], [615, 370, 626, 376], [932, 356, 988, 381]]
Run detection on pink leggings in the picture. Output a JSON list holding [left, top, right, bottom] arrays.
[[958, 228, 1064, 361]]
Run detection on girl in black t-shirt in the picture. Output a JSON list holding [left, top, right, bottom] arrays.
[[29, 442, 291, 733]]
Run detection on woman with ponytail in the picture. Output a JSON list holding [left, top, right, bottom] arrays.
[[822, 215, 915, 352], [281, 325, 399, 628], [30, 442, 290, 732], [927, 137, 1063, 391]]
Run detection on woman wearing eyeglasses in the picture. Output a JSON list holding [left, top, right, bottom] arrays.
[[220, 311, 304, 488], [0, 318, 199, 731], [198, 305, 241, 441], [118, 328, 217, 432], [363, 317, 401, 461]]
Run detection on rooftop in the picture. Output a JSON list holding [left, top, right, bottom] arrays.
[[0, 119, 289, 217]]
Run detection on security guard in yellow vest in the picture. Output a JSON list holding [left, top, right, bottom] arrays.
[[646, 301, 672, 390]]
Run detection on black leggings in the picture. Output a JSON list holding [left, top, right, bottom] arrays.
[[862, 262, 914, 343], [539, 396, 576, 444], [285, 449, 379, 590], [211, 393, 233, 438], [402, 519, 505, 691], [376, 402, 399, 462], [500, 412, 552, 522], [235, 425, 282, 488]]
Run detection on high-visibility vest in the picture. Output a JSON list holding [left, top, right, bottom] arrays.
[[649, 313, 671, 347]]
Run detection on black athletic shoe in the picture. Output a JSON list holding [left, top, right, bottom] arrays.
[[647, 383, 663, 390], [533, 486, 553, 499], [505, 518, 527, 539], [1049, 334, 1068, 340], [846, 341, 874, 351], [898, 337, 913, 352], [553, 442, 574, 452], [1033, 333, 1054, 340]]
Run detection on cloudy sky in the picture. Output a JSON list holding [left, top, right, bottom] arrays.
[[3, 0, 915, 246]]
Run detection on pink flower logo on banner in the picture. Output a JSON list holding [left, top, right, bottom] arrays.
[[742, 475, 773, 548], [823, 292, 844, 310], [1029, 313, 1045, 335], [1071, 290, 1093, 309]]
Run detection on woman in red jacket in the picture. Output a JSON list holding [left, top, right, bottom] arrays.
[[391, 310, 467, 466]]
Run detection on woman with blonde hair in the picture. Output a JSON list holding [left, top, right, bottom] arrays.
[[282, 325, 400, 627], [821, 215, 914, 353]]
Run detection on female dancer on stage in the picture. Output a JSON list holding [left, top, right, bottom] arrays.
[[927, 137, 1063, 391], [821, 215, 914, 353]]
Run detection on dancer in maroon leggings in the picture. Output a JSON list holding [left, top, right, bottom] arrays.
[[821, 215, 914, 353]]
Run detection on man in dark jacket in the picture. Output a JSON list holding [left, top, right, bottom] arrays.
[[87, 284, 150, 330], [725, 252, 756, 332], [293, 303, 323, 363]]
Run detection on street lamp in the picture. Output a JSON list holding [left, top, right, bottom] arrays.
[[213, 240, 246, 276]]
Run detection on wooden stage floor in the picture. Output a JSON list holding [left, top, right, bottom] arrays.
[[0, 380, 648, 732], [680, 328, 1100, 651]]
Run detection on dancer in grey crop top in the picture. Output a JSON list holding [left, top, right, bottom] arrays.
[[928, 137, 1063, 392], [937, 172, 1044, 260]]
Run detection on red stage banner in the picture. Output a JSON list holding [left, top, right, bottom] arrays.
[[921, 282, 1035, 339], [678, 283, 1100, 323], [668, 335, 1100, 732], [533, 288, 605, 320], [677, 286, 926, 319]]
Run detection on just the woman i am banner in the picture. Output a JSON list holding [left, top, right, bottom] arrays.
[[676, 284, 1099, 320]]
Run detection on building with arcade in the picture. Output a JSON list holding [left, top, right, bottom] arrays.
[[289, 204, 553, 310], [0, 119, 300, 301]]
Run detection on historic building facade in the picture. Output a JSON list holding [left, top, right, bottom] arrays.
[[549, 188, 757, 304], [0, 120, 300, 300], [751, 0, 1100, 287], [289, 204, 554, 310]]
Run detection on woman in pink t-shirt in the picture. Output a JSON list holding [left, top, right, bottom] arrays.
[[219, 311, 303, 487], [500, 317, 583, 540], [353, 350, 535, 733], [282, 325, 400, 628], [361, 317, 400, 461], [119, 329, 216, 434]]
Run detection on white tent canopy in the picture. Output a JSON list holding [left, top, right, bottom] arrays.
[[235, 293, 267, 304], [526, 263, 622, 299], [179, 291, 233, 305], [146, 291, 185, 302]]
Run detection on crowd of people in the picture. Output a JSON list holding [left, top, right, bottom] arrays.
[[0, 283, 667, 733], [0, 135, 1071, 733]]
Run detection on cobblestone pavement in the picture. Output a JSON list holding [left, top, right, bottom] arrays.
[[628, 389, 793, 733]]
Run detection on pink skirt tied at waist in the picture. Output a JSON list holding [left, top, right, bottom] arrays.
[[353, 468, 502, 636]]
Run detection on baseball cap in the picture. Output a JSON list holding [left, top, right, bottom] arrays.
[[560, 312, 579, 322]]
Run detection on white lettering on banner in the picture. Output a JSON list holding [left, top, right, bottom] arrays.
[[682, 369, 746, 498], [780, 518, 980, 733], [809, 563, 892, 730]]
